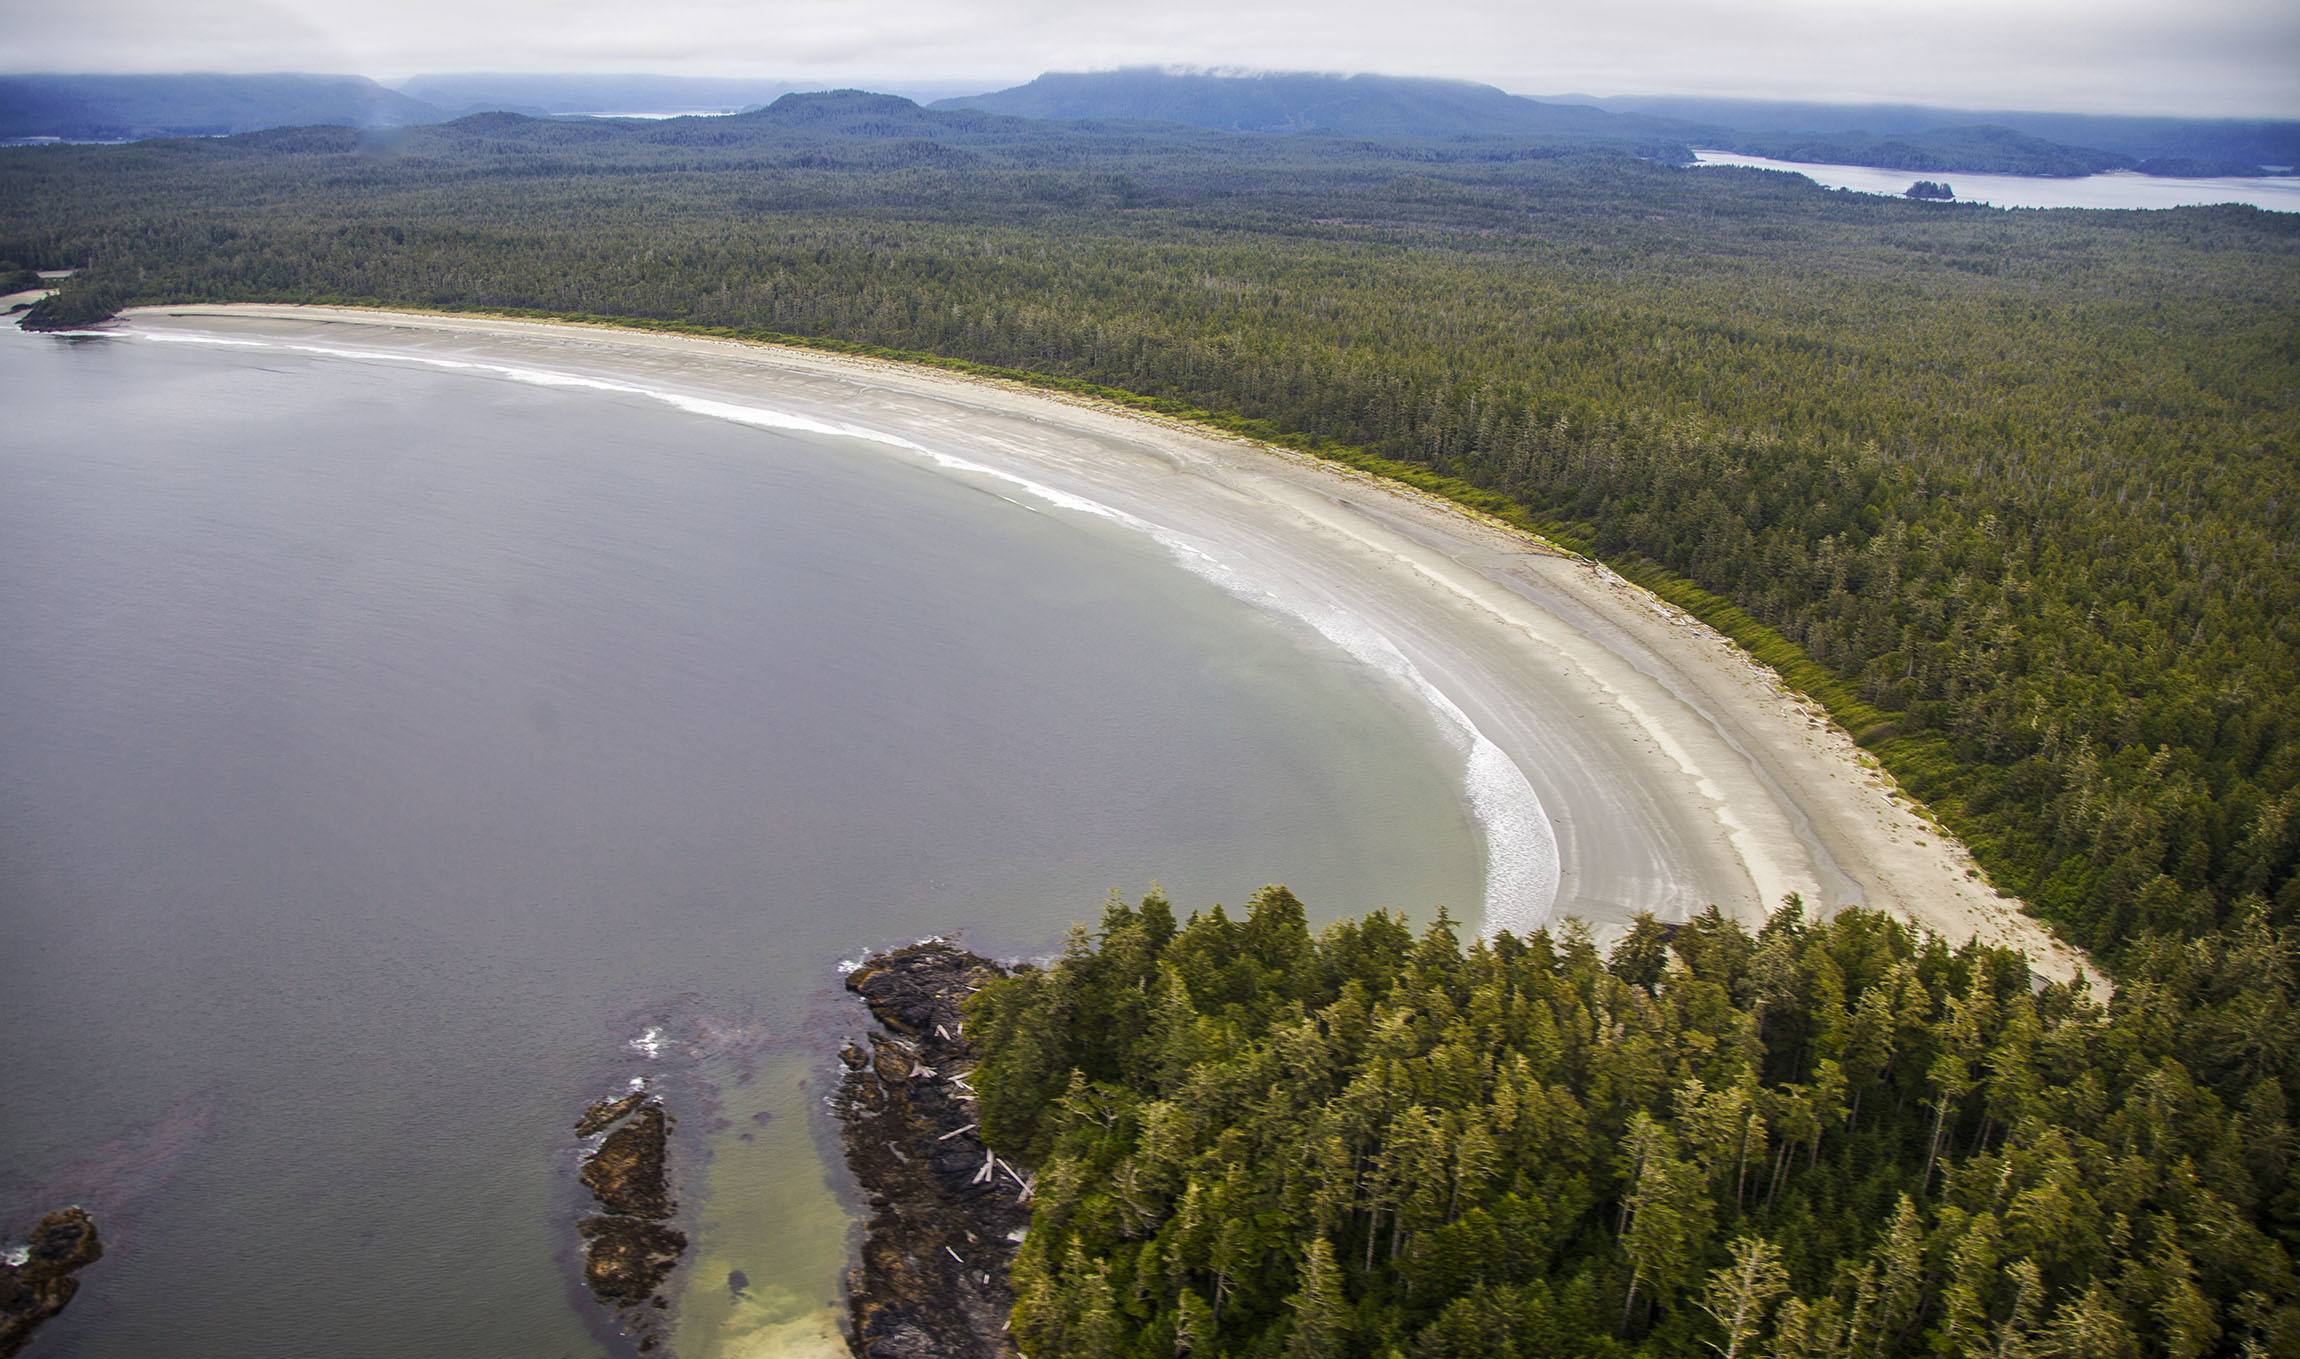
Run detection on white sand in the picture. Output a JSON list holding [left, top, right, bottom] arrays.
[[115, 304, 2097, 985]]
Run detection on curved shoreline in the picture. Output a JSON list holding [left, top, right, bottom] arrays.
[[111, 303, 2091, 983]]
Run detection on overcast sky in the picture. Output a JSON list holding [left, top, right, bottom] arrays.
[[10, 0, 2298, 118]]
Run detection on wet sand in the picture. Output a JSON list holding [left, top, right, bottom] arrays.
[[117, 304, 2094, 984]]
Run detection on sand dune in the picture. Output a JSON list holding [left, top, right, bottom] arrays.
[[121, 304, 2096, 985]]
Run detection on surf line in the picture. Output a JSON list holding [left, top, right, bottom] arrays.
[[132, 325, 1563, 934]]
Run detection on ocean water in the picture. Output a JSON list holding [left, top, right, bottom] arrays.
[[0, 327, 1484, 1356], [115, 324, 1559, 938], [1690, 149, 2300, 213]]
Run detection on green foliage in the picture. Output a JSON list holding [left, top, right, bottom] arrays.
[[19, 279, 123, 330], [970, 890, 2300, 1357]]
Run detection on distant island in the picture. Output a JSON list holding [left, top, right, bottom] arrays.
[[1727, 124, 2126, 177], [1904, 179, 1955, 199], [2133, 155, 2277, 178]]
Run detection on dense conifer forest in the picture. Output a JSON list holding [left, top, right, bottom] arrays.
[[6, 97, 2297, 1351], [969, 888, 2299, 1356], [1721, 126, 2131, 176]]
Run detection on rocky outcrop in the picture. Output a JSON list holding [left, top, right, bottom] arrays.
[[575, 1090, 648, 1138], [0, 1208, 102, 1358], [838, 941, 1030, 1359], [575, 1091, 685, 1351], [581, 1103, 673, 1220], [577, 1216, 687, 1304]]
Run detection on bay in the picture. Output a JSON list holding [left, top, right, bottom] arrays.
[[0, 327, 1483, 1357]]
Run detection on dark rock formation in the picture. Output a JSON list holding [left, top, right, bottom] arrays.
[[576, 1090, 648, 1138], [0, 1208, 103, 1358], [574, 1091, 684, 1350], [580, 1104, 673, 1219], [577, 1216, 687, 1304], [838, 941, 1030, 1359]]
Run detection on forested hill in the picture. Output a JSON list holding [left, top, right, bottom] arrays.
[[1723, 124, 2132, 177], [391, 73, 800, 118], [4, 95, 2297, 979], [966, 888, 2300, 1355], [933, 69, 1688, 154], [1576, 93, 2300, 173], [0, 73, 442, 141]]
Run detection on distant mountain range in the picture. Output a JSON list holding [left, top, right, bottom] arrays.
[[0, 73, 981, 141], [392, 74, 986, 119], [396, 74, 794, 118], [931, 69, 1653, 141], [939, 71, 2296, 176], [0, 74, 438, 141], [5, 69, 2292, 178]]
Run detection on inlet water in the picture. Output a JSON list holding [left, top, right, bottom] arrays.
[[1691, 149, 2300, 212]]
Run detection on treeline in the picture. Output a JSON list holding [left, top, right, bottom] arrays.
[[968, 888, 2300, 1356], [3, 95, 2296, 964]]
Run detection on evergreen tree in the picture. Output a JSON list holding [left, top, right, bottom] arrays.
[[1284, 1237, 1352, 1359], [1700, 1236, 1789, 1359], [964, 889, 2300, 1357]]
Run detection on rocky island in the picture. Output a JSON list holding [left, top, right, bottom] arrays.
[[0, 1208, 102, 1358], [574, 1088, 686, 1351], [838, 941, 1032, 1359], [14, 285, 115, 332]]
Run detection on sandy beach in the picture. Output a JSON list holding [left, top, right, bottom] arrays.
[[116, 304, 2094, 985]]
